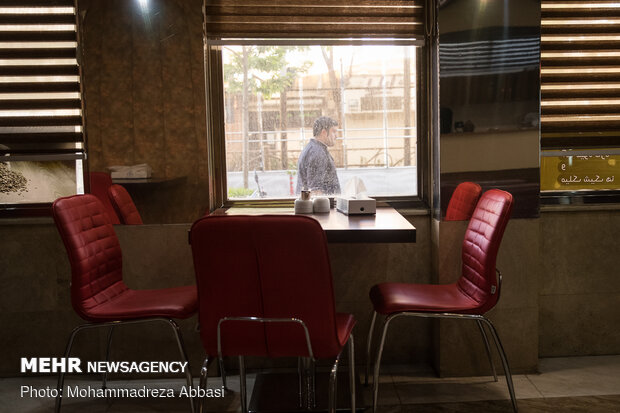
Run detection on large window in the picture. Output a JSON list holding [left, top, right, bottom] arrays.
[[0, 1, 84, 211], [204, 0, 426, 208], [221, 44, 418, 200], [540, 1, 620, 196]]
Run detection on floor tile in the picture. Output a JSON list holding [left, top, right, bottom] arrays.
[[394, 375, 540, 404], [527, 355, 620, 398], [361, 380, 401, 407], [397, 395, 620, 413], [374, 406, 403, 413]]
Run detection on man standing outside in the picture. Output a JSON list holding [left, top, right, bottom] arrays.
[[296, 116, 341, 195]]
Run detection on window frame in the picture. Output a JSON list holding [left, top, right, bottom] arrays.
[[202, 0, 431, 212], [204, 40, 430, 212]]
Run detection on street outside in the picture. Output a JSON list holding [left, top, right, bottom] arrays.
[[227, 166, 418, 198]]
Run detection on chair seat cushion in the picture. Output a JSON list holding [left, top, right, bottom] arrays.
[[336, 312, 356, 349], [84, 285, 197, 322], [370, 282, 480, 315]]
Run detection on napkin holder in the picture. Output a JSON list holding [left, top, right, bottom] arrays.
[[336, 196, 376, 215]]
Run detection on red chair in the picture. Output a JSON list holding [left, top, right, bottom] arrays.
[[108, 184, 143, 225], [365, 189, 517, 412], [190, 215, 356, 413], [52, 194, 197, 413], [89, 171, 120, 224], [445, 181, 482, 221]]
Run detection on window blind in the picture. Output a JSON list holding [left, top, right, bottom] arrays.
[[204, 0, 425, 41], [0, 0, 83, 159], [541, 0, 620, 149]]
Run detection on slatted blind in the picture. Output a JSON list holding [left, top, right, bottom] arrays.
[[0, 0, 83, 159], [204, 0, 425, 41], [541, 0, 620, 149]]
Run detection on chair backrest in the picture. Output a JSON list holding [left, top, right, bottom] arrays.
[[458, 189, 513, 314], [52, 194, 128, 321], [445, 182, 482, 221], [108, 184, 143, 225], [89, 172, 121, 224], [190, 215, 342, 359]]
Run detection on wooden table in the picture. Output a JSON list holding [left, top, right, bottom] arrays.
[[213, 206, 416, 243]]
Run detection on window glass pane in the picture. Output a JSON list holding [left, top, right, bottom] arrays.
[[541, 151, 620, 191], [222, 44, 417, 199], [0, 159, 82, 204], [0, 4, 84, 208], [540, 1, 620, 196]]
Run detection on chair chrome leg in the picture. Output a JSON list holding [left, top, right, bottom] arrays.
[[481, 318, 518, 413], [297, 357, 303, 408], [102, 325, 115, 389], [198, 357, 211, 413], [55, 325, 83, 413], [165, 319, 195, 413], [301, 358, 308, 409], [365, 311, 377, 386], [219, 356, 229, 391], [300, 356, 316, 410], [239, 356, 248, 413], [372, 315, 396, 413], [348, 335, 356, 413], [476, 319, 498, 382], [309, 358, 316, 409], [329, 353, 341, 413], [57, 318, 194, 413]]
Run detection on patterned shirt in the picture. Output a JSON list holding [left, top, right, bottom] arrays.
[[296, 139, 341, 195]]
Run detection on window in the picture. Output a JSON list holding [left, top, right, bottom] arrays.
[[221, 44, 418, 199], [540, 1, 620, 197], [0, 0, 84, 213], [204, 0, 427, 208]]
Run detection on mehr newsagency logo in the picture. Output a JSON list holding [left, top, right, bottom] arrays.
[[19, 357, 224, 399]]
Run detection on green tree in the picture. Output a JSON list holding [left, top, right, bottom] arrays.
[[224, 46, 310, 188], [320, 46, 355, 167]]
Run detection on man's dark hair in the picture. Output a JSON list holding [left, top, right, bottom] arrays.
[[313, 116, 338, 137]]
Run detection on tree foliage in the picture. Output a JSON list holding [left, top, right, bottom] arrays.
[[224, 46, 312, 98]]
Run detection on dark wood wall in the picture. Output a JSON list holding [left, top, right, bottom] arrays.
[[80, 0, 208, 223]]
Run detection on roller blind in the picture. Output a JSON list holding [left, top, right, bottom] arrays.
[[541, 0, 620, 149], [0, 0, 84, 159], [204, 0, 426, 41]]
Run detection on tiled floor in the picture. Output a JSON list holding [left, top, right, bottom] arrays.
[[2, 355, 620, 412]]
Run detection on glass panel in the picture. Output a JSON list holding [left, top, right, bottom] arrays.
[[0, 4, 83, 208], [438, 0, 541, 218], [541, 151, 620, 191], [221, 44, 417, 199], [0, 159, 82, 204]]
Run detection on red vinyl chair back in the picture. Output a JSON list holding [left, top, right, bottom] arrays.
[[89, 171, 120, 224], [255, 216, 340, 359], [108, 184, 143, 225], [445, 181, 482, 221], [52, 194, 128, 321], [190, 215, 344, 359], [191, 215, 267, 357], [458, 189, 513, 314]]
